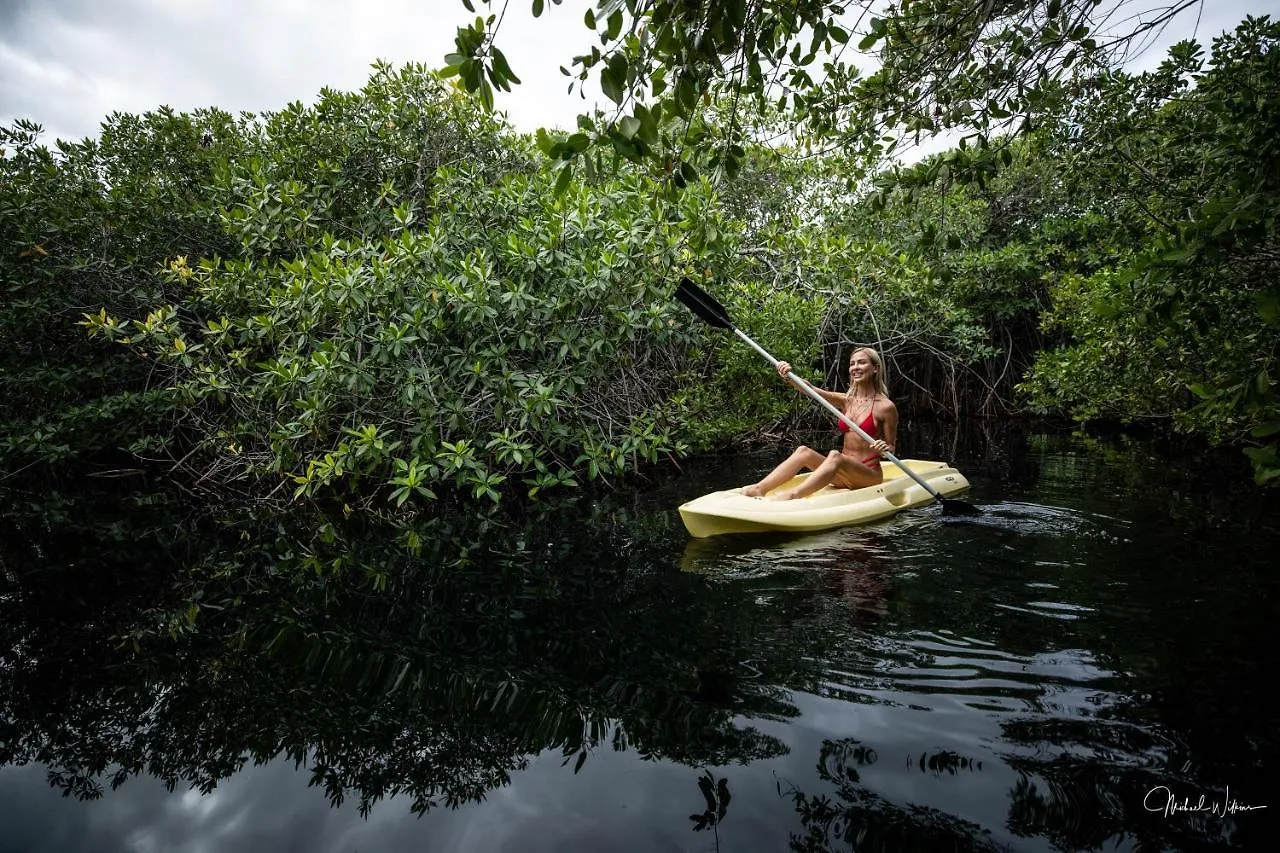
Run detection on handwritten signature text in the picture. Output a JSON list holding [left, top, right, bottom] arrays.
[[1144, 786, 1268, 818]]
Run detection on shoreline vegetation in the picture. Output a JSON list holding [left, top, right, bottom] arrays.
[[2, 17, 1277, 512]]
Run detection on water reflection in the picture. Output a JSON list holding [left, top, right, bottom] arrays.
[[782, 739, 1005, 852], [2, 431, 1278, 851], [2, 482, 809, 819]]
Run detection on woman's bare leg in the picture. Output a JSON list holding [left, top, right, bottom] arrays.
[[741, 445, 826, 497], [770, 451, 883, 500]]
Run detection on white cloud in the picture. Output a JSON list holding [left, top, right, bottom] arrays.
[[0, 0, 600, 144]]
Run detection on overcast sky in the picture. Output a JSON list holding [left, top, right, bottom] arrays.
[[0, 0, 1265, 148]]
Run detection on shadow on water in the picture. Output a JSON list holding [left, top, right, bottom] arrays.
[[2, 425, 1279, 850]]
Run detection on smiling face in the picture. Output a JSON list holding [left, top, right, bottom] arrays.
[[848, 349, 877, 385]]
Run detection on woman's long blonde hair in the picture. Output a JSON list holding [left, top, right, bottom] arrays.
[[850, 346, 889, 397]]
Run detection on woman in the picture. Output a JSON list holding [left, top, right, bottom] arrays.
[[742, 347, 897, 501]]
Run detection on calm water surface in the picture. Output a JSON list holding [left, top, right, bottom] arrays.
[[2, 427, 1277, 851]]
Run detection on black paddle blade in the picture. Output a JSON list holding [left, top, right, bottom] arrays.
[[939, 496, 981, 516], [675, 277, 734, 330]]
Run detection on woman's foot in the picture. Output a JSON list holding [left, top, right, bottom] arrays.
[[766, 489, 799, 501], [741, 483, 766, 498]]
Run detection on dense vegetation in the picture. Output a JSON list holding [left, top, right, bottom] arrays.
[[2, 16, 1276, 509]]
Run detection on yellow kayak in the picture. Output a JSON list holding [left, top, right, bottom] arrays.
[[678, 459, 971, 538]]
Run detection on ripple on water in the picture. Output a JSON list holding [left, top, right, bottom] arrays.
[[816, 630, 1123, 718], [993, 600, 1097, 621], [941, 500, 1127, 542]]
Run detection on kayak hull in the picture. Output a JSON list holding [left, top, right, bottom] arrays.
[[678, 459, 970, 538]]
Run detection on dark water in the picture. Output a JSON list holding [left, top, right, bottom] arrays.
[[2, 425, 1278, 851]]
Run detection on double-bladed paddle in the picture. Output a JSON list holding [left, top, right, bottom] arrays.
[[674, 277, 980, 516]]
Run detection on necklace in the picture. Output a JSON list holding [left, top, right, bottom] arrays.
[[847, 393, 877, 419]]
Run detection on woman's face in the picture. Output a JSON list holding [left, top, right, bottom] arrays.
[[849, 351, 876, 383]]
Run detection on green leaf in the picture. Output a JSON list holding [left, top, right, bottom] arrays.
[[491, 47, 521, 86], [601, 71, 623, 105], [1255, 293, 1280, 324], [441, 55, 465, 78], [553, 163, 573, 197], [618, 116, 641, 139], [1251, 421, 1280, 439], [675, 76, 696, 112], [610, 133, 640, 161], [1160, 245, 1197, 262], [601, 54, 628, 104], [532, 0, 544, 17], [634, 105, 658, 145], [534, 127, 557, 155]]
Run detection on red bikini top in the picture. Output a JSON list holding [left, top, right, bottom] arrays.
[[838, 407, 877, 437]]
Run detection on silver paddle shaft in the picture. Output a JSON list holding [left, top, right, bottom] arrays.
[[732, 328, 944, 500]]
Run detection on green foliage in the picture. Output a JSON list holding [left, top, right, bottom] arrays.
[[1020, 17, 1280, 483], [452, 1, 1202, 195], [649, 122, 1019, 439], [668, 279, 823, 448], [0, 107, 243, 468], [780, 138, 1086, 417], [77, 64, 709, 508], [7, 14, 1279, 494]]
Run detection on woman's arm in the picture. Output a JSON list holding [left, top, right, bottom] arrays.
[[775, 362, 846, 407], [876, 400, 899, 454]]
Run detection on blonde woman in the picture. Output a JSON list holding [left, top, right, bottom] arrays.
[[742, 347, 898, 501]]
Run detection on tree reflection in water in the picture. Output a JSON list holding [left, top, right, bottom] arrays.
[[779, 739, 1008, 853], [2, 482, 808, 816], [3, 459, 1275, 852]]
